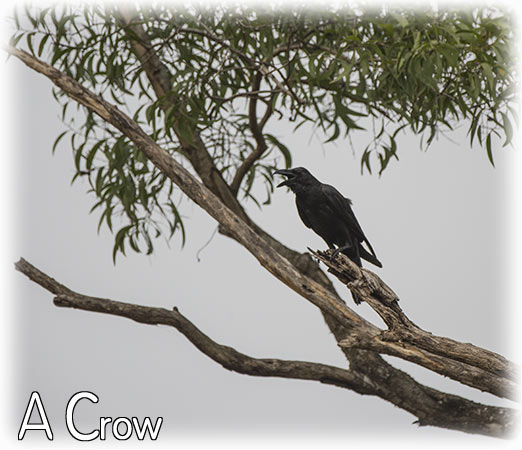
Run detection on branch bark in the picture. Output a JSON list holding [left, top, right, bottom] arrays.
[[13, 258, 372, 393], [14, 257, 519, 438]]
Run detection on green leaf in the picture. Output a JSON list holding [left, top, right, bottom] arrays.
[[325, 122, 340, 143], [37, 34, 50, 57], [501, 112, 513, 147], [481, 63, 494, 92], [486, 133, 495, 167], [26, 32, 35, 55], [52, 131, 68, 154], [176, 116, 195, 145], [265, 134, 292, 168], [112, 225, 132, 263], [86, 140, 105, 171], [361, 147, 372, 175], [332, 59, 354, 83], [73, 143, 84, 172], [169, 201, 186, 245], [9, 32, 24, 48], [95, 167, 105, 196]]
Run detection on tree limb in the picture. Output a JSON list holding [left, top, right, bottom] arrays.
[[310, 250, 518, 399], [115, 7, 247, 220], [13, 258, 373, 393], [14, 257, 519, 438], [230, 71, 272, 195]]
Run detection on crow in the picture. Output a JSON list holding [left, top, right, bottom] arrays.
[[275, 167, 382, 269]]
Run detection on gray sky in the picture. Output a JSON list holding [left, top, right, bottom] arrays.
[[3, 7, 521, 449]]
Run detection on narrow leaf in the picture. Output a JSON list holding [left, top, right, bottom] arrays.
[[486, 133, 495, 167]]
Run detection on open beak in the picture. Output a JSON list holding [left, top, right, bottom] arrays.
[[274, 169, 295, 188]]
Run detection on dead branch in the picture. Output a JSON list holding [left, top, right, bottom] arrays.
[[310, 249, 518, 399]]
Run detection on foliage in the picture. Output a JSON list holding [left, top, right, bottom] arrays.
[[10, 3, 517, 260]]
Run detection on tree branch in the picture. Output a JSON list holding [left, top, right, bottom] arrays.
[[115, 7, 247, 220], [13, 258, 373, 391], [14, 257, 519, 438], [310, 250, 518, 399], [230, 71, 272, 195]]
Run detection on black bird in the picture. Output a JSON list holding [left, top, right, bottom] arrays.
[[275, 167, 382, 269]]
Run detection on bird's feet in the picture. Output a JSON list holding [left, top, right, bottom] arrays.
[[329, 248, 341, 260], [329, 245, 352, 261]]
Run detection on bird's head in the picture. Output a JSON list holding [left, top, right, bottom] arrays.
[[274, 167, 317, 192]]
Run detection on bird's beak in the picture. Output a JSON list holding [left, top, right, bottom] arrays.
[[274, 169, 295, 188]]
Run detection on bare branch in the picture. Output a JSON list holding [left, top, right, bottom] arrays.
[[13, 258, 373, 391], [311, 249, 519, 399]]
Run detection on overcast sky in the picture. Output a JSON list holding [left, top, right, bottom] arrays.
[[2, 4, 521, 450]]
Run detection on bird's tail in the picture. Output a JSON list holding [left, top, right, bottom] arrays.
[[359, 244, 382, 268]]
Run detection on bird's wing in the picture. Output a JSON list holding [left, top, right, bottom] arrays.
[[295, 197, 313, 229], [321, 184, 366, 239], [321, 184, 380, 259]]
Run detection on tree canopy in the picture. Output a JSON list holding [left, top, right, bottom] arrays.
[[10, 3, 517, 260]]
